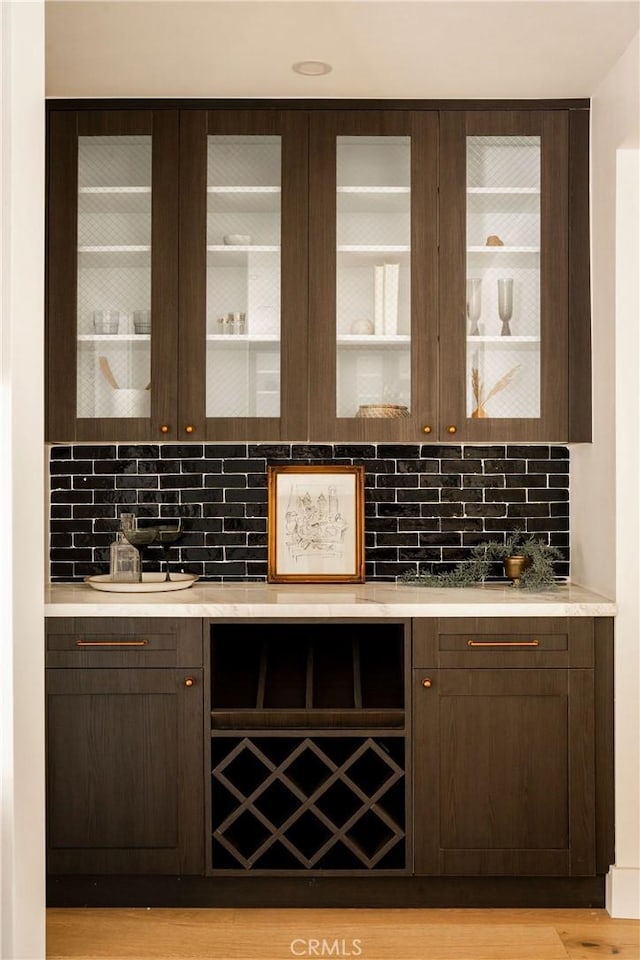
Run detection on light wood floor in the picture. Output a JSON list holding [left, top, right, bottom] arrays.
[[47, 908, 640, 960]]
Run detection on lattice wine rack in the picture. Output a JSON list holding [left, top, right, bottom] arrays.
[[208, 623, 409, 874]]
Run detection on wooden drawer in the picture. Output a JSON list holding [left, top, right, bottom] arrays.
[[46, 617, 202, 668], [413, 617, 594, 669]]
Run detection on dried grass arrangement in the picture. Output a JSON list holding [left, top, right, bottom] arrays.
[[471, 365, 520, 419]]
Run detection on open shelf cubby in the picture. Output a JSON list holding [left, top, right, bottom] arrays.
[[210, 622, 406, 728]]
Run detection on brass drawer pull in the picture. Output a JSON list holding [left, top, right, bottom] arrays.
[[466, 640, 540, 648], [75, 639, 149, 647]]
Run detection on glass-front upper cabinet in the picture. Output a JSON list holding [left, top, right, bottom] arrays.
[[439, 111, 570, 441], [179, 111, 308, 440], [308, 112, 438, 441], [47, 110, 179, 441]]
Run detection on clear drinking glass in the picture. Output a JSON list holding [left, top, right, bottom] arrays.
[[497, 278, 514, 336], [466, 278, 482, 336], [93, 310, 121, 335], [133, 310, 151, 334]]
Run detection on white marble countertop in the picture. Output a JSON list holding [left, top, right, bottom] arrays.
[[45, 581, 616, 618]]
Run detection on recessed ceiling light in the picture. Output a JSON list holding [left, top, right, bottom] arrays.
[[292, 61, 332, 77]]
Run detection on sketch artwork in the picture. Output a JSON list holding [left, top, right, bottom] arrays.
[[284, 483, 348, 562]]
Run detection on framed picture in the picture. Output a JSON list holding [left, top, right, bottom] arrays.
[[267, 465, 365, 583]]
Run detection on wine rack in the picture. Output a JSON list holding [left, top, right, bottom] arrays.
[[208, 621, 410, 874]]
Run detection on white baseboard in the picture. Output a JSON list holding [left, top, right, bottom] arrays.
[[606, 866, 640, 918]]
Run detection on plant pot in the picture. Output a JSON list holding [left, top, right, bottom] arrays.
[[503, 554, 531, 586]]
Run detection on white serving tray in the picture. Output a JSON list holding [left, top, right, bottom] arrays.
[[84, 572, 199, 593]]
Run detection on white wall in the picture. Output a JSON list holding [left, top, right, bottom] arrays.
[[572, 30, 640, 918], [0, 2, 46, 957]]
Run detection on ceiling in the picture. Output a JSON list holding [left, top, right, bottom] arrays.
[[45, 1, 639, 100]]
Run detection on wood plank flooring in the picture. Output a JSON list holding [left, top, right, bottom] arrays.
[[47, 908, 640, 960]]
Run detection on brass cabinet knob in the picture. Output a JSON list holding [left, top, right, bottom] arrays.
[[160, 424, 170, 434], [446, 425, 457, 435], [185, 424, 195, 435], [184, 677, 195, 688], [421, 677, 433, 689], [422, 425, 432, 435]]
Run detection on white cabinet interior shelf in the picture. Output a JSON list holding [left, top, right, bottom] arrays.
[[207, 245, 279, 252], [467, 188, 540, 195], [206, 334, 280, 344], [78, 334, 151, 342], [467, 246, 540, 254], [337, 335, 410, 347], [78, 186, 152, 214], [467, 336, 540, 344], [78, 246, 151, 252]]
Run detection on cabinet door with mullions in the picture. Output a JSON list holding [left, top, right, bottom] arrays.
[[309, 111, 438, 441], [439, 110, 569, 441], [179, 110, 308, 441], [47, 109, 179, 441]]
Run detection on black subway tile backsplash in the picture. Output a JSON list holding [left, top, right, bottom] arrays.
[[48, 443, 571, 582], [118, 445, 160, 459]]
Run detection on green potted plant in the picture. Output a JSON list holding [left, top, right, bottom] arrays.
[[401, 531, 562, 591], [493, 530, 561, 589]]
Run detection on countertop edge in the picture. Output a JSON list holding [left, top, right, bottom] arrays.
[[44, 582, 617, 618]]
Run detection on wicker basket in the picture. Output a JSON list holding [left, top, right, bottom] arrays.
[[355, 404, 410, 419]]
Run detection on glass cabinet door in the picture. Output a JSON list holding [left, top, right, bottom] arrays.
[[205, 135, 282, 420], [440, 111, 569, 441], [335, 136, 411, 419], [309, 112, 438, 441], [179, 111, 308, 440], [47, 110, 179, 441], [76, 133, 152, 422], [466, 135, 541, 420]]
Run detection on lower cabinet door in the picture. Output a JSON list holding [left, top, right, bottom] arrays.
[[46, 667, 204, 875], [413, 668, 596, 876]]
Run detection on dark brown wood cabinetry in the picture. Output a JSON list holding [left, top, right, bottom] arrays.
[[179, 110, 309, 441], [46, 614, 612, 904], [438, 110, 584, 442], [413, 617, 613, 878], [45, 618, 204, 875], [47, 109, 180, 442], [308, 110, 438, 441], [46, 100, 591, 444]]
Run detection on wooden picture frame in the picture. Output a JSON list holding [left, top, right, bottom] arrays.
[[267, 465, 365, 583]]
